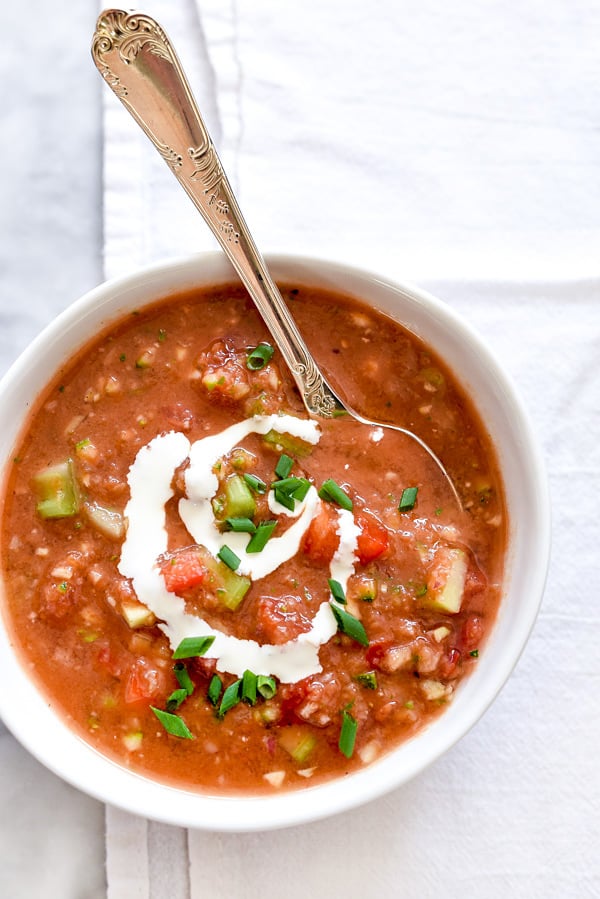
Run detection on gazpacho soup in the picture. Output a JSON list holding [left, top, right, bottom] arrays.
[[1, 282, 506, 793]]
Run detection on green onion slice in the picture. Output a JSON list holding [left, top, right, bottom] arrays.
[[224, 517, 257, 534], [207, 674, 223, 706], [330, 603, 369, 646], [275, 453, 294, 479], [257, 675, 277, 699], [339, 709, 358, 758], [151, 707, 193, 739], [242, 669, 258, 705], [243, 473, 267, 494], [319, 478, 353, 511], [398, 486, 419, 512], [246, 520, 277, 553], [218, 679, 242, 717], [217, 545, 241, 571], [328, 578, 347, 605], [166, 687, 189, 711], [247, 342, 275, 370], [173, 662, 194, 696], [173, 635, 215, 660], [354, 670, 378, 690]]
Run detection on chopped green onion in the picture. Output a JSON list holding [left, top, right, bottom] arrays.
[[273, 488, 295, 511], [224, 517, 257, 534], [399, 486, 419, 512], [217, 545, 241, 571], [354, 671, 378, 690], [319, 478, 353, 511], [151, 707, 193, 739], [271, 476, 311, 510], [257, 675, 277, 699], [218, 679, 242, 717], [470, 649, 479, 658], [173, 635, 215, 660], [173, 662, 194, 696], [275, 454, 294, 479], [166, 687, 189, 711], [339, 709, 358, 758], [246, 520, 277, 553], [328, 578, 347, 605], [207, 674, 223, 706], [242, 669, 258, 705], [330, 603, 369, 646], [243, 473, 267, 494], [247, 342, 275, 370]]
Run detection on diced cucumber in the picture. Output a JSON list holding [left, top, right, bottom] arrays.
[[33, 459, 80, 519], [122, 731, 143, 751], [220, 475, 256, 520], [262, 429, 313, 458], [278, 726, 317, 763], [83, 501, 126, 540], [120, 600, 156, 629], [213, 560, 251, 610], [422, 546, 467, 614]]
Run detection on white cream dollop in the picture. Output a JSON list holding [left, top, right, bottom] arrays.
[[117, 415, 365, 683]]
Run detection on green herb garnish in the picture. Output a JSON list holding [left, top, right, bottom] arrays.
[[275, 453, 294, 479], [207, 674, 223, 706], [217, 545, 241, 571], [246, 520, 277, 553], [166, 688, 189, 712], [151, 707, 193, 739], [330, 603, 369, 646], [339, 709, 358, 758], [247, 342, 274, 370], [174, 662, 194, 696], [218, 679, 242, 717], [257, 675, 277, 699], [173, 635, 215, 660], [319, 478, 353, 511], [224, 517, 257, 534], [328, 578, 347, 605], [243, 473, 267, 494], [242, 669, 258, 705], [398, 486, 419, 512], [354, 671, 378, 690]]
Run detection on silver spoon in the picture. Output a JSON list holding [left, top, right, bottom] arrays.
[[92, 9, 461, 508]]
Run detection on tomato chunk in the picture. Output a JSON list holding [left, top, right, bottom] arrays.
[[124, 658, 166, 705], [160, 550, 207, 594], [356, 511, 389, 564], [302, 504, 340, 564]]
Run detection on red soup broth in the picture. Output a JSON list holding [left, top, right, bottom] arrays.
[[1, 282, 506, 793]]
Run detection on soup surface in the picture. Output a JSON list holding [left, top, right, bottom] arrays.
[[1, 283, 506, 792]]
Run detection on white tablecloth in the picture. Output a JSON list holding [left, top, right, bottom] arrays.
[[1, 0, 598, 896]]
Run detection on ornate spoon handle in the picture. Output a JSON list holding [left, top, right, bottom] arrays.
[[92, 9, 344, 418]]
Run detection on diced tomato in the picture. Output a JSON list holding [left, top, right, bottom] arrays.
[[278, 677, 311, 724], [355, 510, 389, 565], [463, 562, 487, 600], [160, 550, 207, 594], [124, 657, 166, 705], [302, 503, 340, 565], [438, 647, 461, 679], [461, 613, 484, 650], [94, 641, 126, 678], [256, 595, 311, 645], [366, 638, 395, 669]]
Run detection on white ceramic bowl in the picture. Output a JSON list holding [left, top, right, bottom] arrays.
[[0, 253, 550, 831]]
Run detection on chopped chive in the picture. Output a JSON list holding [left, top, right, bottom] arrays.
[[173, 662, 194, 696], [166, 687, 189, 711], [218, 679, 242, 717], [247, 342, 275, 370], [470, 649, 479, 658], [246, 520, 277, 553], [257, 675, 277, 699], [151, 707, 193, 739], [207, 674, 223, 706], [319, 478, 353, 511], [243, 472, 267, 494], [328, 578, 347, 605], [242, 669, 258, 705], [217, 545, 241, 571], [354, 670, 378, 690], [339, 709, 358, 758], [273, 488, 295, 511], [330, 603, 369, 646], [173, 635, 215, 660], [224, 517, 257, 534], [271, 476, 311, 498], [275, 454, 294, 479], [398, 486, 419, 512]]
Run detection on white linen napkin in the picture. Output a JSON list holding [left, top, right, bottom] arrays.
[[103, 1, 599, 897]]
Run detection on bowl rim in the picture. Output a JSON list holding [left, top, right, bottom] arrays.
[[0, 252, 551, 831]]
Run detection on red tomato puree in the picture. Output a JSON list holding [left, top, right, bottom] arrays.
[[0, 283, 506, 793]]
